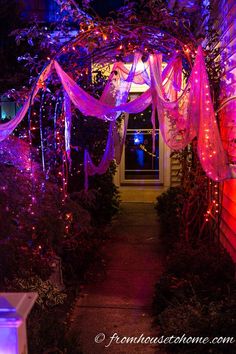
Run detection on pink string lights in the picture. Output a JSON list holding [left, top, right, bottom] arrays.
[[0, 46, 232, 187]]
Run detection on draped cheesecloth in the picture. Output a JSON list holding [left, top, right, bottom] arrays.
[[83, 52, 143, 189], [55, 52, 184, 185], [0, 62, 53, 142], [0, 46, 231, 182], [193, 47, 230, 180]]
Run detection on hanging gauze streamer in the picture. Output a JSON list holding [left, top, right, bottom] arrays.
[[83, 53, 183, 183], [116, 60, 150, 86], [54, 59, 152, 118], [162, 55, 183, 99], [0, 62, 53, 142], [148, 46, 231, 181], [64, 90, 72, 168], [83, 52, 143, 190], [192, 46, 231, 181], [149, 51, 196, 150], [84, 122, 115, 190], [84, 122, 115, 174], [54, 48, 231, 182], [149, 54, 163, 154], [53, 55, 184, 121], [0, 47, 231, 182]]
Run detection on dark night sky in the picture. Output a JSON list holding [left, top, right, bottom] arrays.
[[0, 0, 127, 91], [92, 0, 125, 16]]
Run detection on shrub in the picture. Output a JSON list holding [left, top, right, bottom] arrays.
[[166, 241, 235, 290], [8, 276, 67, 308], [155, 187, 186, 244], [0, 137, 118, 352], [153, 274, 196, 317], [153, 240, 235, 318], [28, 305, 83, 354], [70, 163, 120, 227], [153, 225, 236, 354], [159, 295, 236, 354]]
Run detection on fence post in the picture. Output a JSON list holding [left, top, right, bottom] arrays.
[[0, 292, 38, 354]]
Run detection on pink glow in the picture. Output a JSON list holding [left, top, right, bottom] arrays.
[[0, 46, 231, 182]]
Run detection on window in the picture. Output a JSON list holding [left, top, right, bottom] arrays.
[[120, 95, 164, 185], [0, 100, 17, 121]]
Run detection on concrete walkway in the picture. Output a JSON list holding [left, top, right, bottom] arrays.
[[72, 203, 165, 354]]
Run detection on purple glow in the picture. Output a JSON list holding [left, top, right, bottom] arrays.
[[0, 296, 22, 353], [0, 328, 18, 354]]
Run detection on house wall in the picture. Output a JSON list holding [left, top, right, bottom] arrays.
[[213, 0, 236, 261]]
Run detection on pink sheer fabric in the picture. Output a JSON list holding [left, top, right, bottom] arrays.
[[84, 122, 115, 176], [149, 47, 230, 180], [84, 53, 143, 188], [54, 55, 180, 120], [162, 55, 183, 95], [54, 60, 152, 119], [116, 61, 150, 86], [194, 47, 231, 180], [100, 52, 143, 163], [149, 53, 197, 150], [0, 62, 53, 142], [84, 122, 115, 190], [0, 99, 30, 142], [83, 53, 191, 185], [0, 46, 231, 182]]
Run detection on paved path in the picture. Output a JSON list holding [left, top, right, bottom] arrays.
[[71, 203, 165, 354]]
